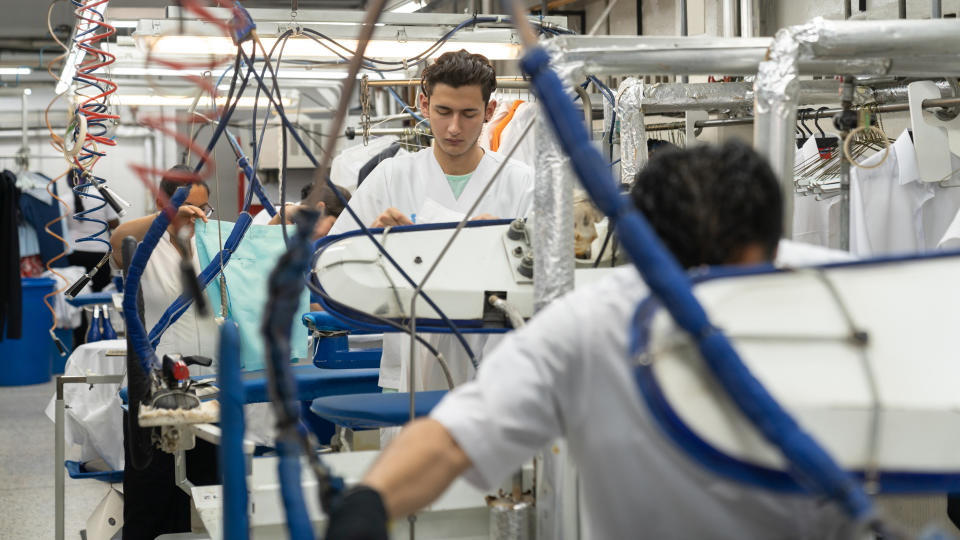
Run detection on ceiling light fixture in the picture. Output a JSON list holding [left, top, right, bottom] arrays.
[[0, 67, 32, 75]]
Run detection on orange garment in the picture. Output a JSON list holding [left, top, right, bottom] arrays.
[[490, 100, 524, 152]]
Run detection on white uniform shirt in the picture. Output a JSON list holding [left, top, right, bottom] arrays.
[[141, 231, 219, 370], [328, 147, 534, 390], [432, 262, 851, 539], [848, 129, 960, 256]]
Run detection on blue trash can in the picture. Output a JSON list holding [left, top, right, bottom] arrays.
[[0, 277, 56, 386]]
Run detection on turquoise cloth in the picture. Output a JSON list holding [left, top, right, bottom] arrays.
[[195, 219, 309, 371], [445, 172, 473, 200]]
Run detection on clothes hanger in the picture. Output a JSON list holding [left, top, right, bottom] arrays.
[[796, 109, 813, 149], [814, 107, 839, 158]]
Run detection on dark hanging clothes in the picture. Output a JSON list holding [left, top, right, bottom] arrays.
[[357, 143, 403, 187], [19, 179, 69, 268], [1, 171, 22, 340]]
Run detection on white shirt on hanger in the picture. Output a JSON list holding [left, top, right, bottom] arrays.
[[330, 136, 400, 192], [850, 130, 932, 256], [851, 129, 960, 256], [792, 137, 842, 249]]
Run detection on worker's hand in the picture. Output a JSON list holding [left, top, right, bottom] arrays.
[[469, 213, 498, 221], [372, 207, 413, 227], [324, 486, 389, 540], [172, 204, 208, 227]]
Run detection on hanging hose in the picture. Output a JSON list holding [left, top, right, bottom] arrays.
[[262, 208, 330, 540], [514, 38, 876, 524], [218, 319, 249, 540]]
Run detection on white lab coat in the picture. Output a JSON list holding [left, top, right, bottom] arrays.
[[328, 147, 534, 391], [432, 250, 854, 539]]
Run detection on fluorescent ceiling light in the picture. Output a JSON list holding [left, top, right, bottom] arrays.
[[147, 36, 520, 60], [0, 67, 31, 75], [389, 1, 424, 13], [114, 94, 295, 108]]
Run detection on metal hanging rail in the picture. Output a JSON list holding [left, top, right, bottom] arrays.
[[644, 96, 960, 132], [366, 77, 531, 89]]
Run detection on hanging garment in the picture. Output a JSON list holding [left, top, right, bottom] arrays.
[[490, 100, 524, 152], [18, 222, 39, 257], [330, 136, 400, 192], [792, 137, 842, 249], [478, 97, 513, 151], [328, 147, 534, 392], [357, 142, 404, 187], [850, 129, 960, 256], [1, 171, 21, 340], [194, 220, 310, 372], [494, 102, 539, 169], [19, 181, 69, 267]]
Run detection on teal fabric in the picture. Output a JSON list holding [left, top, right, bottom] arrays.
[[445, 172, 473, 200], [195, 219, 309, 371]]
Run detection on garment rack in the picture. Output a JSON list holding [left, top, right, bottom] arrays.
[[645, 95, 960, 132]]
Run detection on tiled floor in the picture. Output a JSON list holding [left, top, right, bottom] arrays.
[[0, 379, 113, 540]]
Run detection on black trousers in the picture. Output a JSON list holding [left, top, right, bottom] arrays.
[[121, 411, 219, 540], [948, 494, 960, 531]]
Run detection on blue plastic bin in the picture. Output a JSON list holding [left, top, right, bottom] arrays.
[[0, 277, 55, 386]]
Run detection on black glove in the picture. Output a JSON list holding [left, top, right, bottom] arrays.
[[325, 485, 389, 540]]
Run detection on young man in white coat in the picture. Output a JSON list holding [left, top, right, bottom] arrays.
[[327, 50, 534, 398], [323, 141, 858, 539]]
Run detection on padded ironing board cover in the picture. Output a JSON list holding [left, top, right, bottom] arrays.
[[310, 390, 448, 430]]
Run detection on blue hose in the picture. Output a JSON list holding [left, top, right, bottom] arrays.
[[263, 210, 321, 540], [217, 319, 249, 540], [519, 45, 875, 521], [276, 438, 313, 540]]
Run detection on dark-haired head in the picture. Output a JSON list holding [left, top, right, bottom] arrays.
[[630, 140, 782, 268], [420, 50, 497, 104], [301, 182, 351, 218], [158, 164, 210, 200]]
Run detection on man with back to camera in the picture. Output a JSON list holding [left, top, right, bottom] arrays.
[[327, 50, 534, 396], [323, 141, 854, 539]]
